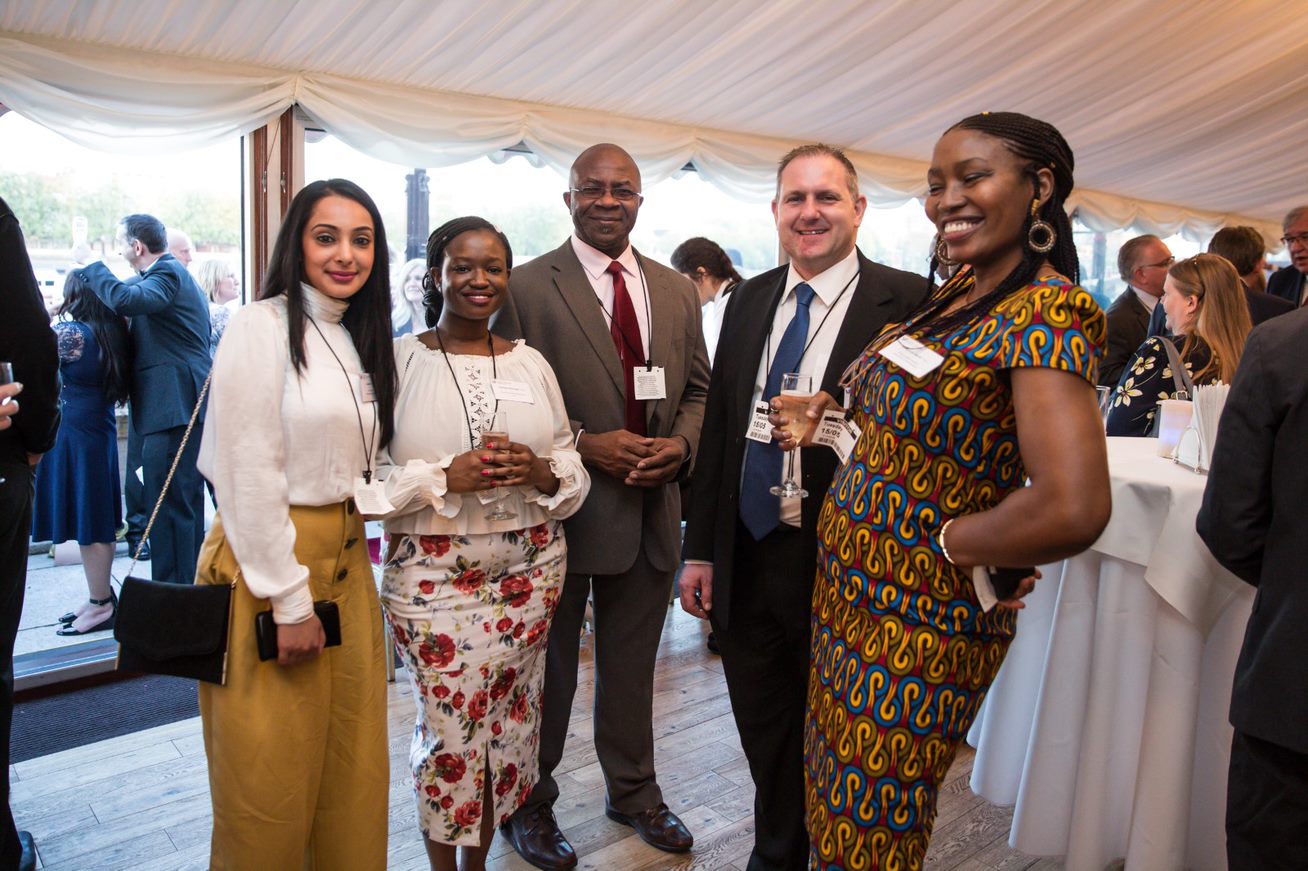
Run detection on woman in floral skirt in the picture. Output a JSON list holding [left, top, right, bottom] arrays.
[[379, 216, 590, 871]]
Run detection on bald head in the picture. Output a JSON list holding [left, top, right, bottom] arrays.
[[565, 143, 644, 258], [167, 228, 194, 267]]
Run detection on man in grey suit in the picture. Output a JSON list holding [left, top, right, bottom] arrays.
[[1100, 233, 1172, 387], [495, 144, 709, 869]]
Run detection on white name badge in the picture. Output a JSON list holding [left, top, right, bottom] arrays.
[[358, 374, 376, 403], [745, 401, 774, 443], [972, 565, 1000, 612], [878, 336, 944, 378], [813, 410, 860, 463], [353, 478, 394, 517], [633, 366, 667, 400], [491, 379, 533, 403]]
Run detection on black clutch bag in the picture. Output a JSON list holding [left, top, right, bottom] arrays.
[[115, 575, 233, 685], [254, 601, 342, 662]]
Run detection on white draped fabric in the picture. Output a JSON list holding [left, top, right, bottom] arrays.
[[3, 0, 1307, 242]]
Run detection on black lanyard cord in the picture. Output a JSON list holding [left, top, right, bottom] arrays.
[[435, 328, 500, 451], [596, 253, 655, 369], [763, 269, 859, 375], [307, 316, 376, 483]]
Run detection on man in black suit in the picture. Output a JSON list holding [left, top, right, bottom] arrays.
[[1144, 226, 1293, 339], [1197, 306, 1308, 871], [1100, 234, 1171, 387], [0, 196, 62, 871], [78, 214, 211, 584], [679, 144, 926, 871], [1267, 205, 1308, 307]]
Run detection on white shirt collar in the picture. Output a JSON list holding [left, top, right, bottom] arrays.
[[1129, 285, 1160, 312], [784, 247, 860, 306], [571, 234, 638, 281], [300, 281, 349, 324]]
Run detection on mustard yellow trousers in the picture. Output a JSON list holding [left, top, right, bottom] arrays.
[[197, 502, 388, 871]]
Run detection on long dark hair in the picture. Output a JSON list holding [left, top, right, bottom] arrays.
[[917, 112, 1080, 337], [671, 237, 743, 285], [58, 271, 131, 405], [260, 179, 397, 447], [420, 217, 514, 328]]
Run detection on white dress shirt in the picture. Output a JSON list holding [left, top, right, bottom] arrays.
[[701, 279, 735, 365], [198, 283, 377, 624], [1131, 286, 1160, 313], [747, 248, 860, 527], [378, 335, 590, 535], [571, 234, 651, 356]]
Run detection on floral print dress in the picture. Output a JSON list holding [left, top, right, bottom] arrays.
[[1105, 336, 1214, 437], [383, 523, 566, 844]]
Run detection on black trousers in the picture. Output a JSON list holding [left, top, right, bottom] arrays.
[[1227, 729, 1308, 871], [713, 522, 811, 871], [140, 425, 204, 584], [0, 461, 34, 869], [124, 416, 144, 541], [522, 548, 673, 817]]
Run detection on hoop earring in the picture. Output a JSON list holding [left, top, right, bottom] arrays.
[[934, 235, 957, 267], [1027, 219, 1056, 254]]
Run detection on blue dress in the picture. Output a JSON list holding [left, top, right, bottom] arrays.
[[31, 321, 122, 544]]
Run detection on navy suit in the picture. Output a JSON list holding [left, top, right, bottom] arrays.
[[1267, 265, 1306, 307], [81, 254, 211, 583]]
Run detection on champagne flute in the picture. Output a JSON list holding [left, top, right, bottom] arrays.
[[480, 409, 517, 521], [770, 373, 813, 498]]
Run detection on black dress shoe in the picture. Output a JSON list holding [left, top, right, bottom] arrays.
[[606, 803, 693, 853], [18, 830, 36, 871], [706, 632, 720, 655], [126, 537, 151, 561], [500, 804, 577, 870]]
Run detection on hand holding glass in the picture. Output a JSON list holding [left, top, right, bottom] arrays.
[[480, 410, 517, 521], [770, 373, 812, 498]]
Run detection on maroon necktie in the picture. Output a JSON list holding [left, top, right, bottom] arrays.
[[606, 260, 646, 436]]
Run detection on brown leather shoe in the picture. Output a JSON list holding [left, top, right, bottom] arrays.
[[500, 804, 577, 870], [605, 803, 694, 853]]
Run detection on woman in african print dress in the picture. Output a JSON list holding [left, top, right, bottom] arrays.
[[783, 113, 1112, 869]]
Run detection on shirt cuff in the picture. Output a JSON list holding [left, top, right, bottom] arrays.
[[270, 584, 315, 625]]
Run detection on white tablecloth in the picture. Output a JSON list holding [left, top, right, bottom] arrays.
[[968, 437, 1254, 871]]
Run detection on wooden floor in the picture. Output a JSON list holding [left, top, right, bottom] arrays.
[[10, 607, 1062, 870]]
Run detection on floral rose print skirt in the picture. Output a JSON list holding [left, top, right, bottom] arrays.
[[382, 522, 565, 847]]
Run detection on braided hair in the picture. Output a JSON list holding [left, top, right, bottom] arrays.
[[916, 112, 1080, 338], [421, 217, 514, 328]]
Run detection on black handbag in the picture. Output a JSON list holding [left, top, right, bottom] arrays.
[[113, 375, 235, 685]]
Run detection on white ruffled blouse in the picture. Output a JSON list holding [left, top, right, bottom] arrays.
[[379, 334, 589, 535]]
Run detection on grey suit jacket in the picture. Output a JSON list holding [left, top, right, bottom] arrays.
[[1100, 286, 1151, 387], [494, 239, 710, 576]]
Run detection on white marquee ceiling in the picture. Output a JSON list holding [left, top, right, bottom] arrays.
[[2, 0, 1306, 233]]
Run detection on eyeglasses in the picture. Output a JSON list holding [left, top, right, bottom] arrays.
[[1141, 256, 1175, 270], [569, 185, 642, 202], [1280, 233, 1308, 247]]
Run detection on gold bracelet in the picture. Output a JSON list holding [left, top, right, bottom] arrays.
[[937, 517, 958, 565]]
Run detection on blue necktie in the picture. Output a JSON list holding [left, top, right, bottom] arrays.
[[740, 283, 816, 540]]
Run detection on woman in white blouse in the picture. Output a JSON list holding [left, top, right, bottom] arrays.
[[195, 179, 397, 870], [379, 217, 589, 871]]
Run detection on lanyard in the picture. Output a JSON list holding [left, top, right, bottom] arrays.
[[435, 329, 500, 450], [595, 252, 655, 369], [763, 269, 859, 376], [307, 317, 376, 483]]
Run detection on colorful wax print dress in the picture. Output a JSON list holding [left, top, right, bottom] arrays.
[[805, 271, 1104, 870]]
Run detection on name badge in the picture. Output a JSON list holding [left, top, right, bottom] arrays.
[[745, 401, 774, 443], [358, 373, 377, 403], [633, 366, 667, 400], [353, 478, 394, 517], [878, 336, 944, 378], [491, 379, 533, 403], [813, 410, 860, 463]]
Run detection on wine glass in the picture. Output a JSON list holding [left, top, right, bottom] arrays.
[[770, 373, 813, 498], [480, 409, 517, 521], [0, 362, 12, 485]]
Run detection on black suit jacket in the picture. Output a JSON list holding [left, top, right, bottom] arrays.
[[1197, 305, 1308, 754], [80, 254, 211, 435], [0, 196, 60, 466], [1266, 265, 1305, 307], [1145, 284, 1294, 341], [681, 251, 927, 629], [1100, 287, 1151, 387]]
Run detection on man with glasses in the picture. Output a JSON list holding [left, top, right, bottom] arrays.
[[1100, 234, 1172, 387], [1268, 206, 1308, 307], [494, 143, 709, 869]]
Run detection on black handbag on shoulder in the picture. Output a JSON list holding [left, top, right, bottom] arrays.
[[113, 375, 235, 685]]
